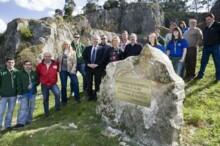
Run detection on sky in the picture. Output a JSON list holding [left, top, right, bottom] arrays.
[[0, 0, 214, 33], [0, 0, 109, 33]]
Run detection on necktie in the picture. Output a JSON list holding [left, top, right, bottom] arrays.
[[91, 47, 97, 63]]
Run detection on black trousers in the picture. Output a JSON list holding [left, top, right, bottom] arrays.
[[185, 46, 197, 79], [86, 68, 102, 100]]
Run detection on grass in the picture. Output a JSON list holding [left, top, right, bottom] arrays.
[[0, 76, 119, 146], [182, 50, 220, 146], [0, 51, 220, 146]]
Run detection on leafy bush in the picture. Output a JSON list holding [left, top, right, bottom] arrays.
[[20, 26, 33, 41]]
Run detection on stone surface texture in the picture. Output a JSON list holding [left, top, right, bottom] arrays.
[[97, 44, 185, 146]]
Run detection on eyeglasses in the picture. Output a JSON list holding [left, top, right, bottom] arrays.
[[74, 36, 80, 39], [25, 63, 32, 66], [101, 38, 106, 40]]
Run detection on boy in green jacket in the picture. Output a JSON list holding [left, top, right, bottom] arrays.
[[14, 60, 38, 128], [0, 57, 21, 130]]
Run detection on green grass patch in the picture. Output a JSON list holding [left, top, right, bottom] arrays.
[[0, 51, 220, 146], [182, 51, 220, 146]]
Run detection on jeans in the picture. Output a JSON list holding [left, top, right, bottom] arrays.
[[171, 57, 184, 77], [0, 96, 17, 129], [76, 63, 87, 91], [17, 94, 36, 125], [60, 71, 80, 103], [41, 84, 60, 116], [198, 44, 220, 80]]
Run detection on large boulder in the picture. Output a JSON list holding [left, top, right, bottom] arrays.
[[0, 16, 117, 67], [97, 44, 185, 146], [86, 2, 164, 35]]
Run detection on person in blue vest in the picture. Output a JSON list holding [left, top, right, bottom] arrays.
[[15, 60, 38, 128], [166, 27, 188, 77], [148, 32, 166, 53]]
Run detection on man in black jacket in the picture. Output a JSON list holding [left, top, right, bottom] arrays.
[[197, 13, 220, 83], [83, 35, 105, 101], [123, 33, 143, 58]]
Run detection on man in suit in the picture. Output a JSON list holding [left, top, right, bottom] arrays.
[[83, 35, 105, 101]]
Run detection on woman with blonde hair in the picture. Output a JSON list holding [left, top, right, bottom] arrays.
[[107, 36, 123, 63], [58, 41, 80, 105]]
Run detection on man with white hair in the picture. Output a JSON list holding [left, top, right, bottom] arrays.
[[83, 35, 105, 101], [123, 33, 143, 58], [183, 18, 203, 81], [36, 52, 60, 117]]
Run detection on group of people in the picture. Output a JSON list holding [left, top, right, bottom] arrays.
[[0, 12, 219, 131], [151, 13, 220, 82]]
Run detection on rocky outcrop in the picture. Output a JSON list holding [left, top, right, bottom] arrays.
[[86, 2, 164, 35], [0, 16, 116, 66], [211, 0, 220, 21], [97, 44, 185, 146]]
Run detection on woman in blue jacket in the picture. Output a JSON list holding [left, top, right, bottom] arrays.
[[166, 27, 188, 77], [148, 32, 166, 53]]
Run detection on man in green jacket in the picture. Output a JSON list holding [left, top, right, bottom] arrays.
[[71, 33, 87, 94], [14, 60, 38, 128], [0, 57, 21, 130]]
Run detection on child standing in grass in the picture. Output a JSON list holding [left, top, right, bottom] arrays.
[[15, 60, 38, 128]]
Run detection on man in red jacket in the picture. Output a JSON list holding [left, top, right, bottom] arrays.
[[36, 52, 60, 117]]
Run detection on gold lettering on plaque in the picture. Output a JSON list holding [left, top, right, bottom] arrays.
[[115, 77, 151, 106]]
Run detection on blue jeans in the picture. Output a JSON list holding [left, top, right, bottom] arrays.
[[0, 96, 17, 129], [41, 84, 60, 116], [60, 71, 80, 103], [171, 57, 184, 77], [198, 44, 220, 80], [76, 63, 87, 91], [17, 94, 36, 125]]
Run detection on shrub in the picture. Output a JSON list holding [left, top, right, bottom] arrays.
[[20, 26, 33, 41]]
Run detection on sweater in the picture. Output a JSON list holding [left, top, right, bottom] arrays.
[[71, 42, 85, 64], [0, 68, 22, 97], [20, 70, 38, 95], [203, 21, 220, 46]]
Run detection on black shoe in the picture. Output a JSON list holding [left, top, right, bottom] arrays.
[[62, 102, 67, 106], [214, 80, 220, 84], [25, 122, 31, 125], [14, 124, 24, 129], [6, 127, 13, 130], [88, 97, 94, 101], [194, 75, 202, 80], [55, 108, 61, 112], [45, 113, 49, 117]]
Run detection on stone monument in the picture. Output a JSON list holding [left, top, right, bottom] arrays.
[[97, 44, 185, 146]]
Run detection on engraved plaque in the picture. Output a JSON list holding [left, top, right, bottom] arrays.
[[115, 77, 151, 106]]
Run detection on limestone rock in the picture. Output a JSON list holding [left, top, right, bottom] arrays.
[[0, 16, 117, 66], [85, 2, 164, 35], [97, 44, 185, 146]]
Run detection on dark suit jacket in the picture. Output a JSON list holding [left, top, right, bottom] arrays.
[[83, 45, 105, 71]]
